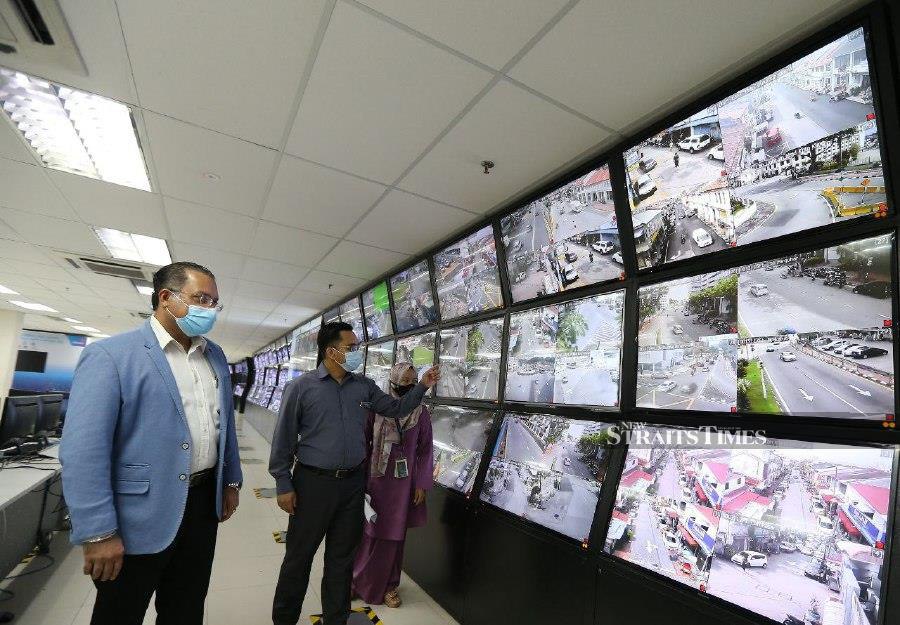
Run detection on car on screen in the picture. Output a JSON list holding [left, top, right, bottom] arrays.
[[730, 551, 768, 568], [707, 144, 724, 161], [612, 251, 624, 265], [779, 541, 797, 553], [779, 351, 797, 362], [749, 283, 769, 296], [852, 281, 891, 298], [834, 343, 862, 355], [678, 134, 711, 153], [764, 127, 782, 148], [672, 325, 683, 335], [657, 381, 677, 392], [564, 251, 577, 263], [691, 228, 713, 248], [562, 264, 579, 286], [847, 345, 889, 359], [592, 240, 615, 254], [636, 174, 657, 199], [639, 157, 657, 172], [664, 531, 679, 550]]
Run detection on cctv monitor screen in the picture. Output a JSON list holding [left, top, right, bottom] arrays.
[[505, 291, 625, 407], [500, 164, 623, 303], [430, 404, 496, 496], [736, 232, 893, 419], [480, 414, 614, 542], [291, 320, 320, 373], [324, 307, 340, 325], [362, 282, 393, 339], [637, 233, 893, 419], [436, 317, 504, 401], [339, 297, 365, 341], [263, 368, 278, 387], [396, 333, 436, 390], [391, 260, 437, 333], [15, 350, 47, 373], [624, 105, 733, 269], [364, 340, 395, 393], [604, 425, 895, 625], [719, 28, 887, 246], [433, 225, 503, 321], [269, 387, 284, 413]]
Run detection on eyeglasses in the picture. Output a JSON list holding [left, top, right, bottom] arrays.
[[173, 291, 224, 312], [338, 343, 360, 353]]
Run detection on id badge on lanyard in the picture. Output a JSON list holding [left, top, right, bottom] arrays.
[[392, 415, 409, 479]]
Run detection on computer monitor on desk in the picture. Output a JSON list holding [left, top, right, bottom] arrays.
[[0, 397, 39, 447], [36, 395, 63, 436]]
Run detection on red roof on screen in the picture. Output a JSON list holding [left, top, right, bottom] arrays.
[[851, 483, 889, 516], [581, 166, 610, 187]]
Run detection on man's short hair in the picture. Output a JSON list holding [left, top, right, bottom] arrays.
[[151, 262, 216, 310], [317, 321, 353, 365]]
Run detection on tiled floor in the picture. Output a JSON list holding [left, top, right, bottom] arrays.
[[0, 423, 458, 625]]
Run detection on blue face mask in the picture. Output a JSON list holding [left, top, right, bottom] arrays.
[[168, 295, 218, 337], [333, 347, 363, 373]]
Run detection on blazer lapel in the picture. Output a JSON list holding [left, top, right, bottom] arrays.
[[141, 321, 189, 429], [206, 347, 231, 450]]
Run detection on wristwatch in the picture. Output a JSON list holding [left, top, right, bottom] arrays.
[[84, 530, 117, 543], [226, 482, 242, 490]]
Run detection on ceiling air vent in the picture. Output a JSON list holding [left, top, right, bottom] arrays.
[[55, 252, 157, 282], [0, 0, 87, 74]]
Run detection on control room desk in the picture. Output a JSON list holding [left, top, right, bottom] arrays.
[[0, 445, 64, 579]]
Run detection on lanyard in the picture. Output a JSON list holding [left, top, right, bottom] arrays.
[[391, 415, 405, 439]]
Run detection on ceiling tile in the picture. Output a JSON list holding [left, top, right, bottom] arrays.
[[249, 221, 337, 267], [398, 80, 609, 211], [508, 0, 863, 132], [316, 241, 408, 280], [49, 171, 168, 238], [229, 296, 278, 314], [145, 112, 278, 216], [171, 242, 246, 279], [0, 160, 77, 219], [226, 306, 269, 324], [0, 240, 56, 265], [235, 281, 292, 302], [358, 0, 570, 68], [0, 121, 36, 164], [164, 198, 258, 253], [296, 270, 366, 296], [5, 0, 139, 104], [285, 1, 492, 183], [262, 156, 387, 237], [0, 208, 106, 256], [75, 272, 136, 293], [285, 288, 338, 310], [0, 259, 78, 282], [241, 256, 308, 288], [117, 0, 326, 147], [347, 190, 475, 254]]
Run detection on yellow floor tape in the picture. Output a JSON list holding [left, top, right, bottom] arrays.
[[310, 606, 382, 624]]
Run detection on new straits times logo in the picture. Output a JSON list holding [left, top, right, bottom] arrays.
[[608, 424, 769, 448]]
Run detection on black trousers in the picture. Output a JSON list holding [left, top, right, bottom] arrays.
[[272, 465, 365, 625], [90, 479, 218, 625]]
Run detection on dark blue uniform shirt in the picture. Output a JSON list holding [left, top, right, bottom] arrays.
[[269, 363, 426, 494]]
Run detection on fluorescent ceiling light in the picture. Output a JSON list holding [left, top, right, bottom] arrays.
[[93, 333, 110, 338], [0, 284, 18, 294], [94, 228, 171, 265], [72, 325, 100, 333], [8, 300, 57, 312], [0, 68, 151, 191], [62, 317, 82, 323]]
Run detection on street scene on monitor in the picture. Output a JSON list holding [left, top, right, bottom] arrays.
[[624, 107, 735, 268], [605, 428, 891, 625], [437, 318, 503, 401], [505, 292, 624, 406], [362, 282, 393, 340], [480, 415, 612, 541], [391, 261, 437, 333], [339, 298, 365, 341], [719, 28, 886, 245], [364, 340, 394, 393], [500, 164, 622, 303], [396, 333, 436, 387], [430, 405, 495, 495], [433, 225, 503, 320]]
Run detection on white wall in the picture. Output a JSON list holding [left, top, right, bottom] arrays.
[[0, 309, 24, 404]]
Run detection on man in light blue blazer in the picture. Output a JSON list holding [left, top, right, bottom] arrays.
[[60, 261, 242, 625]]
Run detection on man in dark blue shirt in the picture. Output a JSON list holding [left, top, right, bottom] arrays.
[[269, 322, 438, 625]]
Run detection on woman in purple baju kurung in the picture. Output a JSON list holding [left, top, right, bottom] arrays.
[[352, 362, 433, 608]]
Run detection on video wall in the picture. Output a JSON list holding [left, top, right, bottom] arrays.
[[246, 20, 899, 625]]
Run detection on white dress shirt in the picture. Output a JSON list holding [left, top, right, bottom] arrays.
[[150, 316, 220, 474]]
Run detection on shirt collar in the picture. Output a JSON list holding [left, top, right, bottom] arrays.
[[316, 361, 355, 382], [150, 315, 206, 353]]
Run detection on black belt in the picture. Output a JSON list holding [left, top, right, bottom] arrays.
[[190, 468, 214, 487], [300, 462, 363, 479]]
